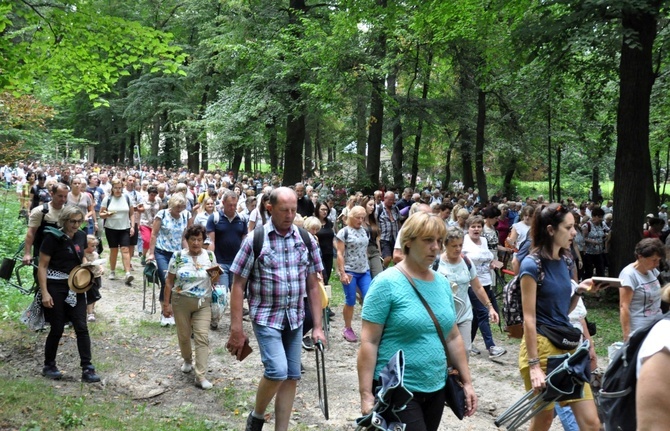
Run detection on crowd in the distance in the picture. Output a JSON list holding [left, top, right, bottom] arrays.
[[3, 158, 670, 431]]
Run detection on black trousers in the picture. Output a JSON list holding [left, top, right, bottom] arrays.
[[583, 253, 606, 279], [43, 281, 92, 368], [373, 378, 446, 431]]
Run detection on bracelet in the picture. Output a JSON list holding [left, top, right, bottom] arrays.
[[484, 301, 493, 308], [528, 358, 540, 367], [574, 291, 584, 297]]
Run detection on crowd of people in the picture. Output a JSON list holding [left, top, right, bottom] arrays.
[[3, 158, 670, 431]]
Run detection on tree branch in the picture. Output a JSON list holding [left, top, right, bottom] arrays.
[[20, 0, 65, 44]]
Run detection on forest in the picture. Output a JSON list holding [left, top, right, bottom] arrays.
[[2, 0, 670, 272]]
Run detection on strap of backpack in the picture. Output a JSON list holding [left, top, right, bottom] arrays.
[[297, 226, 314, 262]]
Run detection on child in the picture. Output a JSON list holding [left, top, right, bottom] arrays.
[[85, 235, 104, 322]]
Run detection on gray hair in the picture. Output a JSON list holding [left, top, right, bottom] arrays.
[[58, 205, 85, 228], [222, 189, 238, 203], [445, 225, 465, 244]]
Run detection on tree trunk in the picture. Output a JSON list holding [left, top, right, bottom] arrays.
[[554, 143, 562, 203], [231, 145, 243, 176], [388, 70, 404, 190], [503, 159, 517, 198], [547, 107, 553, 202], [283, 0, 308, 185], [591, 166, 601, 203], [284, 109, 305, 185], [151, 115, 160, 169], [304, 128, 312, 177], [364, 0, 386, 194], [611, 4, 659, 275], [474, 89, 488, 203], [355, 78, 368, 183], [266, 118, 278, 172], [244, 147, 252, 173]]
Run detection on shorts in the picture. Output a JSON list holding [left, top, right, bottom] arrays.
[[105, 227, 130, 248], [380, 240, 394, 259], [129, 223, 139, 246], [252, 320, 302, 381], [519, 334, 593, 410]]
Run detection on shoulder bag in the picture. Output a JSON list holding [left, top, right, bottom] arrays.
[[396, 266, 466, 420]]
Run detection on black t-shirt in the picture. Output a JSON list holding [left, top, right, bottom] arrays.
[[316, 219, 335, 256], [40, 229, 86, 274], [297, 196, 315, 218]]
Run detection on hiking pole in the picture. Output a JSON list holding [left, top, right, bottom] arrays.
[[315, 340, 329, 419]]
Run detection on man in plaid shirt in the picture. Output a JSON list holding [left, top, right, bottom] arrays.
[[227, 187, 325, 431]]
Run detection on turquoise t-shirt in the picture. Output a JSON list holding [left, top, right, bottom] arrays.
[[362, 267, 456, 393]]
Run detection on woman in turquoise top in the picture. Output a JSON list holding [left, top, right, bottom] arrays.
[[358, 212, 477, 431]]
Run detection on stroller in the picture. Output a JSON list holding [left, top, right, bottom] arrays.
[[143, 260, 159, 314], [355, 350, 414, 431], [494, 340, 592, 430]]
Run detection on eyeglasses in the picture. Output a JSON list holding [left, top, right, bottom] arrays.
[[68, 219, 83, 224]]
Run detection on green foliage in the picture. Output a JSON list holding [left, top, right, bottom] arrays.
[[2, 1, 187, 103]]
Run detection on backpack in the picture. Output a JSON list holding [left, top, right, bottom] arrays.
[[501, 253, 543, 338], [431, 254, 472, 272], [660, 229, 670, 245], [246, 226, 314, 280], [599, 312, 670, 431], [32, 203, 58, 256]]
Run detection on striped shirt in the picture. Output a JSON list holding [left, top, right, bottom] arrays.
[[230, 220, 323, 330]]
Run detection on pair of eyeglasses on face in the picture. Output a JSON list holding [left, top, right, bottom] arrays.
[[68, 219, 83, 224]]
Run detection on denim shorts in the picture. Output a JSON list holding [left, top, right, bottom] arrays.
[[252, 319, 303, 381]]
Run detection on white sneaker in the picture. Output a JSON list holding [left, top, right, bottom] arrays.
[[124, 272, 134, 285], [108, 271, 117, 280], [167, 316, 176, 326], [196, 379, 213, 390], [160, 315, 170, 327], [181, 362, 193, 373]]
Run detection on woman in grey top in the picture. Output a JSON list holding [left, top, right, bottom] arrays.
[[335, 205, 371, 342], [618, 238, 665, 341]]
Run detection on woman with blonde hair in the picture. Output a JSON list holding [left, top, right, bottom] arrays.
[[358, 212, 477, 430], [335, 205, 371, 342], [146, 193, 193, 326]]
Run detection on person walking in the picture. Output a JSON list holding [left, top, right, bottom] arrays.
[[227, 187, 324, 431]]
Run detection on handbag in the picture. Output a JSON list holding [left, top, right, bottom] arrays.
[[540, 324, 582, 350], [20, 291, 46, 331], [396, 266, 466, 420]]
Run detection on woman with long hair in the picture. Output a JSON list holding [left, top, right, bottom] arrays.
[[247, 193, 270, 232], [100, 178, 134, 285], [518, 203, 601, 431], [360, 196, 383, 278], [315, 201, 335, 284]]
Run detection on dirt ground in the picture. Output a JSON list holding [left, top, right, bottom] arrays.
[[0, 262, 591, 430]]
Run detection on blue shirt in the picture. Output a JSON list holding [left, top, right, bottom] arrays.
[[206, 211, 247, 265], [362, 268, 456, 393], [519, 255, 572, 336]]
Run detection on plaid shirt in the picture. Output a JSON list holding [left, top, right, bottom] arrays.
[[377, 204, 400, 242], [230, 220, 323, 330]]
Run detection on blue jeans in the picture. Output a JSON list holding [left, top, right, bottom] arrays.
[[468, 285, 496, 349], [252, 318, 302, 381], [342, 270, 371, 306], [154, 248, 174, 303], [555, 404, 579, 431], [218, 262, 232, 290]]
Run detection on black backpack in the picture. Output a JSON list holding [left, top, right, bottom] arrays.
[[501, 253, 543, 338], [32, 203, 58, 257], [599, 312, 670, 431]]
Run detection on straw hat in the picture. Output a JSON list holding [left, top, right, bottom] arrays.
[[68, 266, 94, 294]]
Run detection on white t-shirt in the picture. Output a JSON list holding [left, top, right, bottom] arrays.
[[636, 319, 670, 378], [462, 235, 494, 285]]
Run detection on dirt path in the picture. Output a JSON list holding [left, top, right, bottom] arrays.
[[3, 262, 581, 430]]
